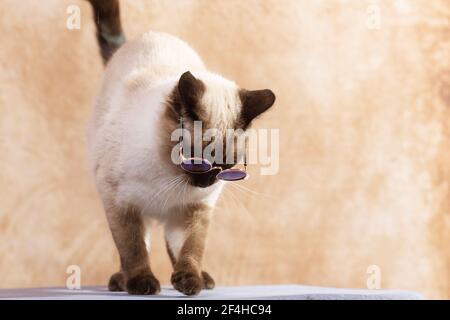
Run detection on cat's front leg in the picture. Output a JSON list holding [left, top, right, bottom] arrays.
[[166, 203, 212, 296], [106, 204, 160, 295], [166, 236, 215, 290]]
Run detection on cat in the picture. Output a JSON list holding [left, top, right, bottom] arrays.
[[87, 1, 275, 296]]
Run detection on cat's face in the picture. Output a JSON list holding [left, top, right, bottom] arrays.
[[168, 71, 275, 188]]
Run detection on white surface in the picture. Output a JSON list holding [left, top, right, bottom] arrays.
[[0, 285, 424, 300]]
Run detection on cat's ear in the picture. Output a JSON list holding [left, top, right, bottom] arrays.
[[178, 71, 205, 120], [239, 89, 276, 126]]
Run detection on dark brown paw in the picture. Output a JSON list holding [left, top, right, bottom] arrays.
[[126, 273, 161, 295], [201, 271, 215, 289], [171, 270, 203, 296], [108, 272, 125, 292]]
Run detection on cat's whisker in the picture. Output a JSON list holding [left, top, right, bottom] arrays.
[[175, 177, 189, 211], [223, 184, 246, 213], [142, 175, 182, 214], [226, 184, 255, 217], [228, 181, 275, 199], [216, 191, 232, 212], [157, 180, 179, 214], [161, 176, 185, 213], [181, 178, 189, 212], [227, 182, 250, 198], [143, 176, 176, 209], [167, 178, 185, 210]]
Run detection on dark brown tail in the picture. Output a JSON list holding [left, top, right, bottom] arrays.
[[87, 0, 125, 64]]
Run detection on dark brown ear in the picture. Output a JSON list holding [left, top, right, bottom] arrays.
[[239, 89, 276, 127], [178, 71, 205, 120]]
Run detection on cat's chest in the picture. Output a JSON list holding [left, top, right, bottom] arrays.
[[116, 175, 224, 217]]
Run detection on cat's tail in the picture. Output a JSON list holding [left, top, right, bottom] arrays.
[[87, 0, 126, 65]]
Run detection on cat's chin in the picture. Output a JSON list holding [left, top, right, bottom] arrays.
[[188, 176, 227, 192], [190, 179, 219, 189]]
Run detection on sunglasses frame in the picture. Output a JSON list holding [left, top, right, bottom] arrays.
[[178, 117, 249, 181]]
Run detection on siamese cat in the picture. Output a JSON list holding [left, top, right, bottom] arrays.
[[87, 0, 275, 295]]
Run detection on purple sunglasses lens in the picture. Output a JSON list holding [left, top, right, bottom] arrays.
[[181, 159, 212, 173], [216, 169, 247, 181]]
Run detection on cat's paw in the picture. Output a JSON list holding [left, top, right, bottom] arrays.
[[126, 273, 161, 295], [108, 272, 125, 291], [171, 270, 203, 296], [201, 271, 215, 289]]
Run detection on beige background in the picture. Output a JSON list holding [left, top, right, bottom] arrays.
[[0, 0, 449, 299]]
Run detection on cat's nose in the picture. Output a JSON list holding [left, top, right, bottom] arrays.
[[189, 168, 221, 188]]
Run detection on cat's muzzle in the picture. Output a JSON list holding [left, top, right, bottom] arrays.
[[188, 167, 222, 188]]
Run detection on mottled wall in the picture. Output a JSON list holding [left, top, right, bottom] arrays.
[[0, 0, 449, 298]]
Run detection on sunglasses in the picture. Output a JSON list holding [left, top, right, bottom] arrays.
[[178, 117, 248, 181]]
